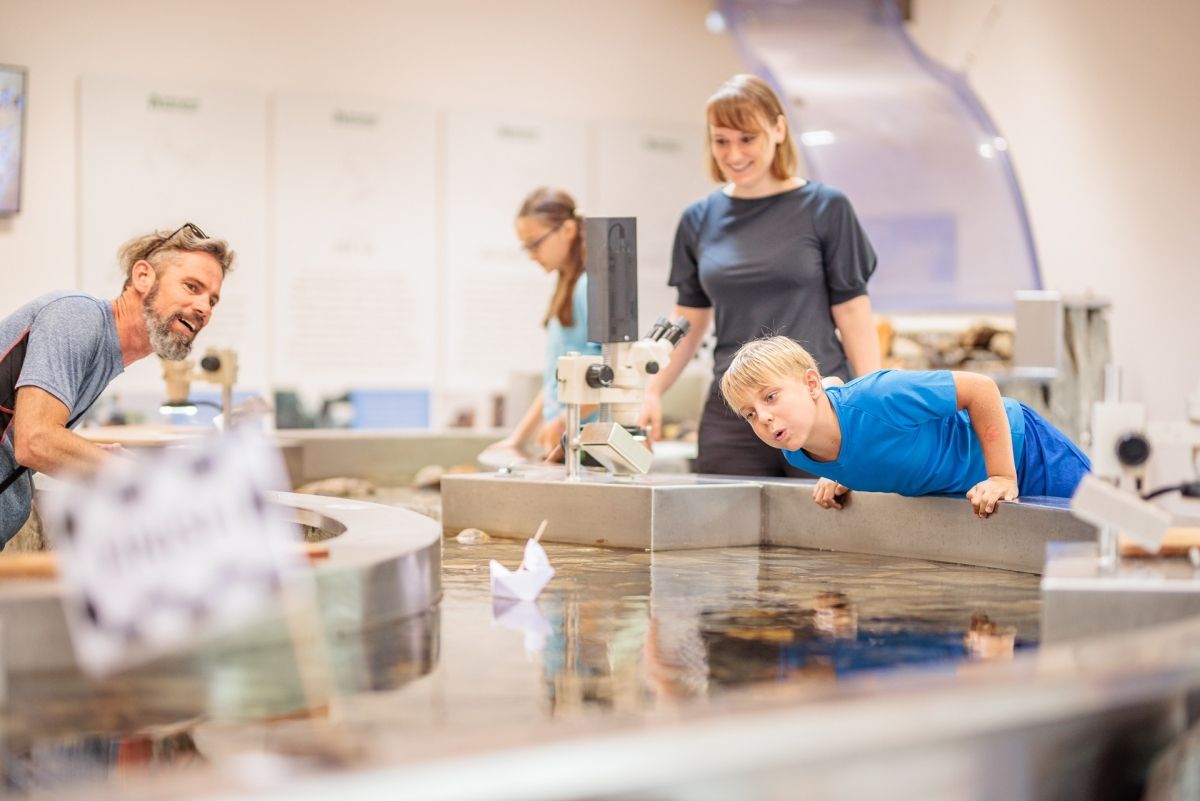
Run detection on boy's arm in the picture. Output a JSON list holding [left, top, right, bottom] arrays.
[[953, 372, 1018, 517]]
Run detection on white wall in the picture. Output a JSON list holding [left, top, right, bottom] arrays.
[[908, 0, 1200, 419], [5, 0, 1197, 423], [0, 0, 741, 391]]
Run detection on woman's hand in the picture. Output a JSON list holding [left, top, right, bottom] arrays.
[[484, 434, 521, 451], [637, 391, 664, 443], [966, 476, 1019, 518], [479, 436, 530, 469], [536, 416, 567, 458], [813, 477, 850, 510]]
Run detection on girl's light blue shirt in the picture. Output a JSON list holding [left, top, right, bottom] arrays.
[[543, 274, 601, 422]]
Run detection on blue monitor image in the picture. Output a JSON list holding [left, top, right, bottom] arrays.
[[0, 65, 27, 216]]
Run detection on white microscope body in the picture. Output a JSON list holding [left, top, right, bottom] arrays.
[[557, 317, 690, 479], [553, 216, 693, 479]]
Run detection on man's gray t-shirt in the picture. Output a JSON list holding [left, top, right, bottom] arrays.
[[669, 182, 876, 382], [1, 292, 124, 545]]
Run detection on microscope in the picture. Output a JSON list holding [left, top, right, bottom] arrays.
[[555, 217, 690, 479], [1071, 365, 1200, 563], [441, 217, 760, 548], [160, 348, 239, 423]]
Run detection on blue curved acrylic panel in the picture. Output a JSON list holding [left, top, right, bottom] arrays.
[[719, 0, 1041, 311]]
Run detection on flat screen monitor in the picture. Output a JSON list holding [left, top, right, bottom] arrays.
[[0, 65, 27, 216]]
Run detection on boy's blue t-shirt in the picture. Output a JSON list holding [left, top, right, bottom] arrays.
[[783, 370, 1026, 496], [543, 274, 601, 422]]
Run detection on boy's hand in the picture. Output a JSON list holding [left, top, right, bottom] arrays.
[[813, 478, 851, 510], [966, 476, 1019, 518]]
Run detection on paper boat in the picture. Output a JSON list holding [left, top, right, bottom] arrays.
[[490, 539, 555, 601]]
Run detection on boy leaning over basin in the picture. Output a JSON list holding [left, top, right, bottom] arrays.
[[719, 336, 1092, 518]]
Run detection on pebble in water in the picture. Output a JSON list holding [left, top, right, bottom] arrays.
[[456, 528, 492, 545], [412, 465, 446, 489]]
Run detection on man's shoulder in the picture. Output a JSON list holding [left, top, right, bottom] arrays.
[[34, 291, 107, 312], [30, 292, 109, 328], [3, 292, 101, 337]]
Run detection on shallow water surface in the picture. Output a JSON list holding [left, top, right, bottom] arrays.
[[0, 534, 1039, 794]]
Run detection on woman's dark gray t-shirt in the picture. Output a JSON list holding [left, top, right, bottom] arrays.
[[669, 181, 876, 381]]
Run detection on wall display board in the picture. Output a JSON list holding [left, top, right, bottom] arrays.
[[271, 94, 437, 393], [79, 77, 268, 398], [442, 109, 587, 410], [591, 121, 713, 333], [0, 64, 27, 215]]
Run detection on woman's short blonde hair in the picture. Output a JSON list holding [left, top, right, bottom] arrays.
[[720, 336, 821, 410], [706, 74, 798, 183]]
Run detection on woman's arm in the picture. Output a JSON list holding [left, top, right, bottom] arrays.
[[638, 305, 713, 441], [485, 389, 544, 452], [534, 403, 599, 458], [510, 389, 545, 444], [953, 371, 1018, 517], [830, 295, 881, 377]]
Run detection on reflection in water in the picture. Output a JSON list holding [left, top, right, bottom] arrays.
[[0, 606, 439, 794], [964, 611, 1018, 662], [2, 727, 202, 795], [814, 591, 858, 639], [0, 540, 1038, 795], [492, 543, 1037, 715], [491, 599, 553, 657]]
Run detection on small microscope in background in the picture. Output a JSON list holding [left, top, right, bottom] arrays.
[[159, 348, 239, 425], [1071, 365, 1200, 565]]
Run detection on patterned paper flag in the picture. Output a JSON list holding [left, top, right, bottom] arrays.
[[40, 429, 301, 675]]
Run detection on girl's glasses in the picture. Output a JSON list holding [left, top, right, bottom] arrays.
[[521, 222, 563, 254]]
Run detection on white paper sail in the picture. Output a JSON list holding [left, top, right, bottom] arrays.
[[489, 539, 554, 601]]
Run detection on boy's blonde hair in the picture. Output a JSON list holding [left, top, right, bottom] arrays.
[[720, 336, 821, 411]]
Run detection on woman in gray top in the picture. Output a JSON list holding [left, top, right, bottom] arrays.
[[639, 74, 881, 477]]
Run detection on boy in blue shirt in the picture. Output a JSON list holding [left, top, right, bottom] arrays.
[[719, 336, 1091, 517]]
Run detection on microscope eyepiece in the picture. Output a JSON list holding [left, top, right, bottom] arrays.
[[645, 317, 669, 341], [662, 316, 692, 346]]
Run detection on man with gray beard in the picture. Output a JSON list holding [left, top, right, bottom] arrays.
[[0, 223, 234, 547]]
